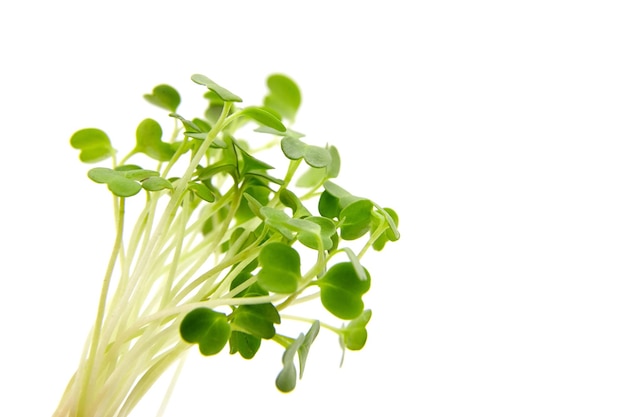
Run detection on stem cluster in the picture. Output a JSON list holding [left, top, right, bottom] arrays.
[[56, 74, 399, 416]]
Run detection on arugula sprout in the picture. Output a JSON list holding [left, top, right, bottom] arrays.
[[54, 73, 400, 416]]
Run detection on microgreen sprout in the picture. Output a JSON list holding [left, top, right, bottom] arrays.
[[55, 73, 400, 416]]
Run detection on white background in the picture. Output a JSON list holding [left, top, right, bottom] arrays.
[[1, 1, 626, 416]]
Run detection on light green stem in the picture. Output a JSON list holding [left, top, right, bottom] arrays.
[[77, 197, 125, 416]]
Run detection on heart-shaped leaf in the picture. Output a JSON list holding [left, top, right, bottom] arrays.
[[339, 198, 373, 240], [134, 118, 175, 161], [229, 331, 261, 359], [281, 137, 331, 168], [257, 242, 300, 294], [296, 216, 336, 251], [70, 128, 115, 163], [87, 166, 162, 197], [231, 303, 280, 339], [143, 84, 181, 112], [317, 262, 371, 320], [180, 308, 231, 356]]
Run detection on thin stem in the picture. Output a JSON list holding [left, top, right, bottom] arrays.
[[77, 197, 126, 416]]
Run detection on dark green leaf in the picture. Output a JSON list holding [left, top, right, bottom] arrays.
[[231, 303, 280, 339], [257, 242, 300, 293], [318, 190, 341, 219], [339, 199, 373, 240], [317, 262, 371, 320], [70, 128, 115, 163], [180, 308, 231, 356], [191, 74, 242, 102], [229, 331, 261, 359], [143, 84, 181, 112], [341, 310, 372, 351]]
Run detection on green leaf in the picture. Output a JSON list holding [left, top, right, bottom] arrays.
[[141, 176, 172, 191], [296, 216, 336, 251], [87, 167, 164, 197], [191, 74, 242, 102], [143, 84, 181, 112], [275, 320, 319, 393], [237, 144, 275, 176], [187, 182, 215, 203], [229, 331, 261, 359], [297, 321, 320, 377], [257, 242, 300, 294], [231, 303, 281, 339], [134, 118, 175, 161], [317, 262, 371, 320], [281, 137, 331, 168], [326, 145, 341, 178], [239, 106, 286, 132], [372, 208, 400, 250], [279, 189, 312, 218], [281, 136, 306, 160], [339, 199, 373, 240], [340, 310, 372, 351], [276, 334, 303, 393], [318, 190, 341, 219], [70, 128, 115, 163], [180, 308, 231, 356], [88, 167, 141, 197], [237, 184, 271, 222], [264, 74, 301, 123], [259, 206, 296, 240], [303, 145, 331, 168]]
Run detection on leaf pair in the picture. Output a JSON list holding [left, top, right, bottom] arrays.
[[70, 128, 115, 163], [319, 182, 374, 240], [88, 166, 171, 197], [281, 136, 331, 168], [275, 321, 320, 392], [181, 303, 280, 359], [316, 262, 371, 320]]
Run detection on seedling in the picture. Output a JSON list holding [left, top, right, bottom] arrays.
[[54, 73, 399, 416]]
